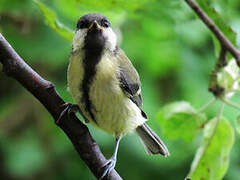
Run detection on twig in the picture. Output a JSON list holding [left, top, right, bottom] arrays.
[[196, 98, 217, 114], [226, 88, 240, 94], [210, 103, 224, 140], [218, 45, 228, 67], [0, 33, 122, 180], [185, 0, 240, 96], [185, 0, 240, 66], [208, 46, 227, 96], [221, 98, 240, 111]]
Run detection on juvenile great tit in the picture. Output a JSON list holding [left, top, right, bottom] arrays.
[[65, 13, 169, 179]]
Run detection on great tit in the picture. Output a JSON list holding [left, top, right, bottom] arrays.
[[65, 13, 169, 179]]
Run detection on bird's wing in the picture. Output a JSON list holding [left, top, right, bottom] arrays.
[[115, 47, 147, 119]]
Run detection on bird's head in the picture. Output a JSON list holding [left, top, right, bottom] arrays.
[[73, 13, 117, 52]]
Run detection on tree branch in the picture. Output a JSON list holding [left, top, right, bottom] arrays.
[[185, 0, 240, 66], [0, 33, 122, 180]]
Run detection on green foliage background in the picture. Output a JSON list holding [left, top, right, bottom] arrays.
[[0, 0, 240, 179]]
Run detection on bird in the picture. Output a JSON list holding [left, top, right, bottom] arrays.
[[63, 13, 169, 179]]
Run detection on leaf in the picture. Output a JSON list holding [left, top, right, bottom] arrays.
[[212, 35, 220, 57], [217, 59, 239, 98], [157, 101, 207, 142], [188, 117, 234, 180], [33, 0, 74, 42], [196, 0, 237, 55]]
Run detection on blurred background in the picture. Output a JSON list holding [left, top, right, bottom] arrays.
[[0, 0, 240, 179]]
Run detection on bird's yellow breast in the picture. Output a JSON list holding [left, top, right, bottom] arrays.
[[68, 51, 146, 137]]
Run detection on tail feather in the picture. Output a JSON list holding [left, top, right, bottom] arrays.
[[136, 123, 170, 157]]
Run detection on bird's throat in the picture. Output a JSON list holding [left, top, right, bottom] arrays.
[[85, 31, 105, 54]]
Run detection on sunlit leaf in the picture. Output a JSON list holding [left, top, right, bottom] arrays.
[[157, 101, 207, 142], [217, 59, 239, 98], [33, 0, 74, 42], [188, 117, 234, 180]]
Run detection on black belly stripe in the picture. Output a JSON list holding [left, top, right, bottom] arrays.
[[81, 65, 98, 123], [81, 30, 105, 123]]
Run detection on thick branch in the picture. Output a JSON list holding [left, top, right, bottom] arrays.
[[0, 33, 122, 180], [185, 0, 240, 66]]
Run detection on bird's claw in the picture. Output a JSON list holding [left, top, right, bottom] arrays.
[[99, 157, 116, 180], [56, 103, 80, 125]]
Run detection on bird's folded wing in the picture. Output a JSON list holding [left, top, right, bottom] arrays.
[[115, 47, 147, 119]]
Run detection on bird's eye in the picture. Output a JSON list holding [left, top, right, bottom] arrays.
[[102, 19, 110, 28], [77, 20, 89, 29], [77, 21, 84, 29]]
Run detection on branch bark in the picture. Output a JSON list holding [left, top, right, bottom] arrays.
[[0, 33, 122, 180], [185, 0, 240, 66]]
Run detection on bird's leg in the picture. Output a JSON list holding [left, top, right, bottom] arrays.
[[99, 137, 121, 180], [56, 103, 80, 124]]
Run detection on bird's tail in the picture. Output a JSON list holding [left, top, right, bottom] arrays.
[[136, 123, 170, 157]]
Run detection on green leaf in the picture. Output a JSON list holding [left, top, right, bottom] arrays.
[[157, 101, 207, 142], [188, 117, 234, 180], [212, 35, 220, 57], [196, 0, 237, 54], [33, 0, 74, 42]]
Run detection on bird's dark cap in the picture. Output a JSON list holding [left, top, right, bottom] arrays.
[[76, 13, 110, 30]]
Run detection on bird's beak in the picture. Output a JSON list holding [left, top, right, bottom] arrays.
[[87, 20, 104, 32]]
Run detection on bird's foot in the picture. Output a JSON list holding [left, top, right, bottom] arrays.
[[56, 103, 80, 125], [99, 157, 116, 180]]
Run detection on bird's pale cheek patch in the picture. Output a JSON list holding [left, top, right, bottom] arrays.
[[103, 28, 117, 51], [73, 29, 87, 51]]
